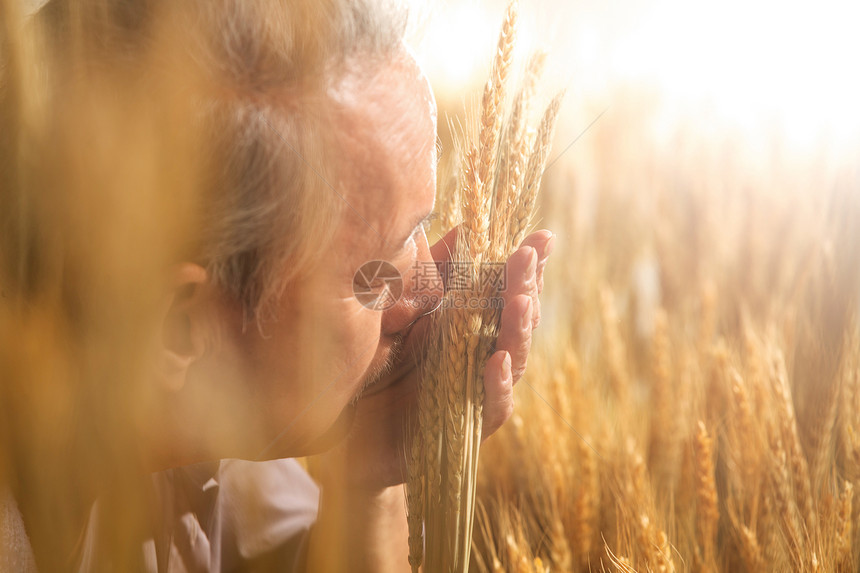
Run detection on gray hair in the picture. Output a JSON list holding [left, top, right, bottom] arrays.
[[194, 0, 409, 324], [40, 0, 409, 324]]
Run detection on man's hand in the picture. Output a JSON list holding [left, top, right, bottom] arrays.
[[305, 228, 553, 572], [316, 228, 554, 490]]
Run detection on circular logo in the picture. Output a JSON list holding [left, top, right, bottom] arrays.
[[353, 260, 403, 310]]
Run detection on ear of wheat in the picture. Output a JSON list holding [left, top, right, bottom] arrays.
[[405, 2, 563, 571]]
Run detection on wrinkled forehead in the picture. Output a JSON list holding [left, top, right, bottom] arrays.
[[328, 45, 437, 148], [327, 45, 438, 189], [324, 47, 438, 252]]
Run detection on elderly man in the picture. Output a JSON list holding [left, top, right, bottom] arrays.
[[5, 0, 553, 570]]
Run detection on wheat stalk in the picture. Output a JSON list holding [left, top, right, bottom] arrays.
[[738, 524, 764, 571], [490, 50, 546, 256], [507, 91, 563, 254], [835, 482, 854, 571], [695, 421, 719, 571]]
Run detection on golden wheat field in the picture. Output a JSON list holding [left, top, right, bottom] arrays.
[[415, 2, 860, 571], [469, 112, 860, 572]]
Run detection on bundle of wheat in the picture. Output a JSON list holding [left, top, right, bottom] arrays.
[[405, 2, 564, 571]]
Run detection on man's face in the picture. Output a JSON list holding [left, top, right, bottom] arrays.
[[234, 50, 441, 457]]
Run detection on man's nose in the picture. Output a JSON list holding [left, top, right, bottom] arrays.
[[380, 227, 444, 336]]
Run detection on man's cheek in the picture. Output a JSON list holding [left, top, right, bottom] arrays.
[[341, 306, 384, 357], [332, 319, 381, 386]]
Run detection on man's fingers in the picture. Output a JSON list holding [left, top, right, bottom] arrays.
[[424, 228, 554, 443], [495, 294, 533, 383], [481, 350, 514, 439], [503, 246, 540, 329], [517, 230, 554, 324]]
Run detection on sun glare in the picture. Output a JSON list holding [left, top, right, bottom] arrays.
[[417, 0, 860, 152], [611, 0, 860, 149], [415, 3, 499, 91]]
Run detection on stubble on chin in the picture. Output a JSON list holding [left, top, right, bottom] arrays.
[[349, 333, 404, 406]]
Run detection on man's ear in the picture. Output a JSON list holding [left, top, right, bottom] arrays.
[[158, 263, 210, 392]]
